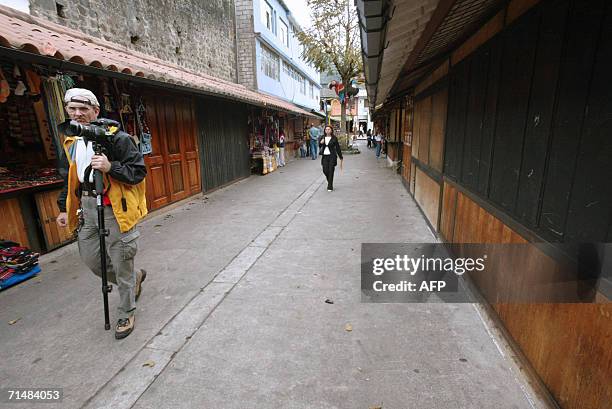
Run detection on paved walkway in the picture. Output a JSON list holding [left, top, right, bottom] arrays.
[[0, 142, 543, 409]]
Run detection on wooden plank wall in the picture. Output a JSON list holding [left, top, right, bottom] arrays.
[[440, 180, 612, 409], [443, 0, 612, 243], [404, 0, 612, 407], [414, 169, 440, 230], [0, 198, 29, 247]]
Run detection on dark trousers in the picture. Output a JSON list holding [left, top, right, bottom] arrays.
[[321, 155, 336, 190]]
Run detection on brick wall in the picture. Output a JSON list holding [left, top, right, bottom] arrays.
[[29, 0, 238, 82], [233, 0, 256, 89]]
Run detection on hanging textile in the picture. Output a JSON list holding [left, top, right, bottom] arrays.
[[41, 74, 74, 159], [136, 97, 152, 155]]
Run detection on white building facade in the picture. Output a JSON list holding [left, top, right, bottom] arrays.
[[235, 0, 321, 111]]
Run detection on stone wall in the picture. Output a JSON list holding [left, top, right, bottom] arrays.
[[29, 0, 238, 82], [234, 0, 256, 89]]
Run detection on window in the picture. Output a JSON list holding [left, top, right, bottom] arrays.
[[299, 74, 306, 94], [262, 1, 274, 32], [279, 19, 289, 47], [261, 45, 280, 80], [282, 61, 291, 77], [309, 82, 314, 99]]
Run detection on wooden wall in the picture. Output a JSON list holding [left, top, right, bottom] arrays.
[[409, 73, 448, 230], [440, 180, 612, 409], [0, 198, 29, 247], [402, 0, 612, 407], [414, 169, 440, 230], [444, 0, 612, 243]]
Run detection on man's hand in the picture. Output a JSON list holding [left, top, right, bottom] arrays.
[[91, 153, 111, 173], [56, 212, 68, 227]]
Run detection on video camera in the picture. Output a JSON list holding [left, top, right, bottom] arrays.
[[58, 119, 120, 148]]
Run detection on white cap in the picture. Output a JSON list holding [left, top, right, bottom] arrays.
[[64, 88, 100, 107]]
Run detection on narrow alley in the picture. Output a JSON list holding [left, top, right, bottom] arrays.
[[1, 143, 542, 409]]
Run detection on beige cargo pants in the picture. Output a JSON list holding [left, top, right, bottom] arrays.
[[77, 195, 140, 319]]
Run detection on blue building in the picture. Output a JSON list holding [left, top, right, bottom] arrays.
[[235, 0, 321, 112]]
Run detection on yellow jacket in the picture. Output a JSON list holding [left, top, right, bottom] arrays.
[[62, 133, 147, 233]]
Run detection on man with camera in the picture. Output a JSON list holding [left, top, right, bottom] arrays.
[[56, 88, 148, 339]]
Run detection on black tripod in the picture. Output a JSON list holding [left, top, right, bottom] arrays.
[[59, 118, 119, 330], [91, 142, 112, 330]]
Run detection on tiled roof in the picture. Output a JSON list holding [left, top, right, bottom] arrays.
[[0, 5, 315, 117]]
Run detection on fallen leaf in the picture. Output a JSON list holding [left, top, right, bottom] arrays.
[[8, 318, 21, 325], [324, 298, 334, 304], [369, 405, 382, 409], [345, 323, 353, 332], [142, 360, 156, 368]]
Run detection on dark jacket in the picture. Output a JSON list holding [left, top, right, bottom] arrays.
[[57, 125, 147, 212], [319, 135, 343, 166]]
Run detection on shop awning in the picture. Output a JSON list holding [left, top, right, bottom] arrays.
[[359, 0, 506, 109], [0, 5, 316, 118]]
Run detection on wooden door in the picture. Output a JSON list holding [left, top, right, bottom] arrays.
[[144, 94, 170, 210], [163, 100, 188, 203], [144, 92, 201, 210], [177, 97, 201, 195], [34, 189, 73, 250]]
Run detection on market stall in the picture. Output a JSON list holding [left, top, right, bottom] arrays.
[[248, 108, 279, 175], [0, 57, 153, 254], [0, 59, 69, 253]]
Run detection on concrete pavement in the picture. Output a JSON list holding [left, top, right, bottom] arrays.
[[0, 142, 544, 409]]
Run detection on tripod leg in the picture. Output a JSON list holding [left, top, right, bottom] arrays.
[[94, 169, 112, 330]]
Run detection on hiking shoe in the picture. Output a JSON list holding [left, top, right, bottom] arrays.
[[115, 316, 135, 339], [135, 269, 147, 301]]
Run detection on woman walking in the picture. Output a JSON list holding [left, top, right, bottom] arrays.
[[319, 125, 343, 191], [278, 128, 286, 166]]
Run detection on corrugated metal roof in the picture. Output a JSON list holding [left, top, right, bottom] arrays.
[[0, 5, 316, 117], [414, 0, 504, 66], [374, 0, 439, 107], [366, 0, 506, 108]]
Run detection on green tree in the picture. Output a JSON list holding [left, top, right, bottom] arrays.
[[296, 0, 362, 143]]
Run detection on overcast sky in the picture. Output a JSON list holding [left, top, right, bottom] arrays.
[[283, 0, 312, 28]]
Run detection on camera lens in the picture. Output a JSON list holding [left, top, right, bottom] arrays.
[[58, 120, 85, 136]]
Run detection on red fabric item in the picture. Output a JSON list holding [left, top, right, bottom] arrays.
[[103, 192, 111, 207]]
